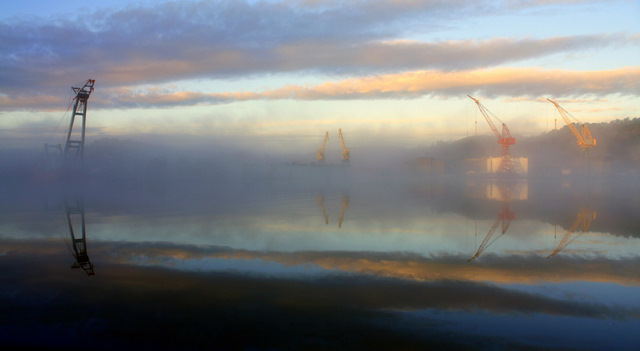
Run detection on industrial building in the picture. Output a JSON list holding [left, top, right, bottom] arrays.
[[465, 157, 528, 176]]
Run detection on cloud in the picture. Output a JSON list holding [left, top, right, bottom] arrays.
[[1, 0, 637, 107], [3, 66, 636, 110], [99, 66, 640, 108]]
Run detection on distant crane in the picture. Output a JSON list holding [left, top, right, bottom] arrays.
[[65, 79, 95, 163], [547, 99, 596, 150], [547, 208, 596, 258], [467, 201, 515, 262], [467, 95, 518, 174], [317, 131, 329, 163], [339, 128, 350, 163]]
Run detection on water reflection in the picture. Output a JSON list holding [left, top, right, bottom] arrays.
[[1, 176, 639, 350], [467, 180, 522, 262], [316, 194, 349, 227], [317, 195, 328, 224], [547, 207, 596, 258], [467, 200, 514, 262], [64, 198, 95, 276], [339, 194, 349, 228]]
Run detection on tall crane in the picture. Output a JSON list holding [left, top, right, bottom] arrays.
[[65, 79, 95, 163], [467, 201, 515, 262], [467, 95, 517, 174], [547, 208, 596, 258], [339, 128, 350, 163], [317, 131, 329, 163], [547, 99, 596, 150]]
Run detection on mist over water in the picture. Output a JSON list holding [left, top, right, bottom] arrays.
[[1, 138, 640, 350]]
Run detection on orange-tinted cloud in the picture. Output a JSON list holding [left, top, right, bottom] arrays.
[[92, 66, 639, 108], [5, 66, 635, 111]]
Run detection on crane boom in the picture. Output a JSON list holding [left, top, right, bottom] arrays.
[[547, 208, 596, 258], [338, 128, 350, 163], [547, 99, 596, 150], [317, 131, 329, 162], [468, 95, 501, 140]]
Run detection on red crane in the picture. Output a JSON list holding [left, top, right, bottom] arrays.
[[468, 95, 517, 174]]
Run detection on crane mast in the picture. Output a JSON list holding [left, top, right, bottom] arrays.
[[338, 128, 350, 163], [547, 99, 596, 150], [467, 95, 517, 174], [317, 131, 329, 163], [65, 79, 95, 163]]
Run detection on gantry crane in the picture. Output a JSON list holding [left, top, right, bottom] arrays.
[[317, 131, 329, 163], [467, 201, 515, 262], [339, 128, 350, 163], [547, 208, 596, 258], [65, 79, 95, 163], [547, 99, 596, 150], [467, 95, 518, 174]]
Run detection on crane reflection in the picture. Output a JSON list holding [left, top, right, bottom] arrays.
[[65, 199, 95, 276], [547, 207, 596, 258], [317, 194, 350, 228], [467, 180, 525, 262]]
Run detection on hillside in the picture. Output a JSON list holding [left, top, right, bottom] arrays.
[[424, 118, 640, 175]]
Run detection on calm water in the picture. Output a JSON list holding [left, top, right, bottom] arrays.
[[1, 172, 639, 350]]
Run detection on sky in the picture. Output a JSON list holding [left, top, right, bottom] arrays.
[[1, 0, 639, 153]]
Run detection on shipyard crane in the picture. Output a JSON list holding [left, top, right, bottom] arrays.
[[65, 79, 95, 163], [547, 208, 596, 258], [467, 95, 517, 174], [547, 99, 596, 150], [467, 201, 515, 262], [339, 128, 350, 163], [317, 131, 329, 163]]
